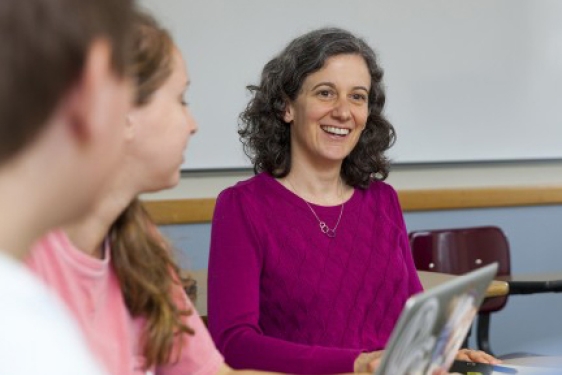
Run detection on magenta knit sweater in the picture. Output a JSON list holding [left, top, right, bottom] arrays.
[[208, 173, 422, 374]]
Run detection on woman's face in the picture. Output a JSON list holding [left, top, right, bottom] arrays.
[[128, 47, 197, 192], [284, 53, 370, 169]]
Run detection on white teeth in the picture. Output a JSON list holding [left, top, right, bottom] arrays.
[[322, 126, 350, 135]]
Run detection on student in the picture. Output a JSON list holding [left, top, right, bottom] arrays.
[[28, 10, 329, 375], [0, 0, 133, 374], [207, 27, 499, 374]]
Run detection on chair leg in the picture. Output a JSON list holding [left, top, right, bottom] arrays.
[[477, 312, 494, 357]]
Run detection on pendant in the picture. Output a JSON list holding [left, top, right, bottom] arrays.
[[319, 222, 336, 238]]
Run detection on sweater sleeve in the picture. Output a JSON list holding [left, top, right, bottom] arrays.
[[208, 188, 361, 374], [387, 185, 424, 295]]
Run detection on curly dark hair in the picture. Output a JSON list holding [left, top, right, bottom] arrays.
[[239, 27, 396, 189]]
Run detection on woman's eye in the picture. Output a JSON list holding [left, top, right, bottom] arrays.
[[317, 89, 334, 98], [351, 93, 367, 102]]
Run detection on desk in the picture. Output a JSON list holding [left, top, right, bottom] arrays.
[[185, 270, 508, 317], [418, 271, 509, 298], [496, 272, 562, 295]]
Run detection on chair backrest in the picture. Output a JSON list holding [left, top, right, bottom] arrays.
[[409, 226, 511, 313]]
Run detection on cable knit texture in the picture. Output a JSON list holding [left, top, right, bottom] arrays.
[[208, 173, 423, 374]]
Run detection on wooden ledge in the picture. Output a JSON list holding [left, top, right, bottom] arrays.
[[398, 186, 562, 212], [143, 186, 562, 225], [144, 198, 216, 225]]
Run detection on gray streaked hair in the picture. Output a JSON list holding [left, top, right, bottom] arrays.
[[239, 27, 396, 188]]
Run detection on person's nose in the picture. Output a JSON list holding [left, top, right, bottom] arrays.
[[186, 109, 198, 134], [332, 97, 351, 121]]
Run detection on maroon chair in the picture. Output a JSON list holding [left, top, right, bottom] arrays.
[[409, 226, 511, 356]]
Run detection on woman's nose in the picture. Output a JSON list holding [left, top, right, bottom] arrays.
[[332, 98, 351, 121], [187, 109, 198, 134]]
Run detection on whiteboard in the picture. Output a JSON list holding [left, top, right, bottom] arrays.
[[139, 0, 562, 171]]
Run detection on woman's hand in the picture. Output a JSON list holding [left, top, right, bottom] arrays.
[[455, 348, 501, 364], [354, 348, 499, 374], [354, 350, 384, 373]]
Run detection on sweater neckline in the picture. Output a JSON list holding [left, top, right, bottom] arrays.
[[258, 172, 362, 213]]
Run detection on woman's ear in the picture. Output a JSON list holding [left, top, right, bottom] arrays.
[[283, 102, 294, 124], [64, 39, 114, 143]]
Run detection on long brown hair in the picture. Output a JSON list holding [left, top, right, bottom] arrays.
[[110, 11, 193, 369]]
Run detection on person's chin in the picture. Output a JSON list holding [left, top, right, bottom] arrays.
[[144, 173, 180, 193], [165, 172, 181, 189]]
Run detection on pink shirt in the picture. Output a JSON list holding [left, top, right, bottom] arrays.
[[27, 230, 223, 375]]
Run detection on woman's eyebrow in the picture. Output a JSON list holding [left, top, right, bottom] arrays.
[[310, 82, 335, 91], [310, 82, 369, 93]]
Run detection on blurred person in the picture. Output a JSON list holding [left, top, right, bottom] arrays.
[[0, 0, 134, 374]]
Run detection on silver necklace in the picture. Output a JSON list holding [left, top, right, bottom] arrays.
[[286, 178, 345, 238]]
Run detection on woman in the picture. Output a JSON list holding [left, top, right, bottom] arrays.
[[25, 10, 273, 375], [207, 27, 498, 374]]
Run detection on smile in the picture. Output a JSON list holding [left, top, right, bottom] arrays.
[[321, 125, 350, 136]]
